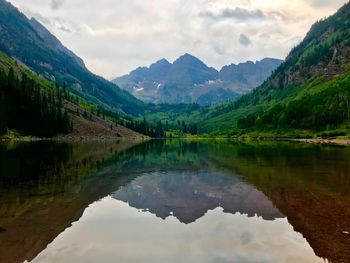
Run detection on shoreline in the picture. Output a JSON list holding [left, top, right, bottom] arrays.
[[0, 135, 148, 143], [293, 138, 350, 146], [1, 135, 350, 146]]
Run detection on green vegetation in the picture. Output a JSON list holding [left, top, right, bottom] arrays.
[[196, 71, 350, 138], [236, 73, 350, 131], [124, 118, 165, 138], [191, 2, 350, 138], [140, 103, 200, 137], [0, 64, 72, 137]]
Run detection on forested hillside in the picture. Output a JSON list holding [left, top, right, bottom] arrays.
[[0, 53, 71, 137], [199, 2, 350, 137], [0, 52, 145, 139]]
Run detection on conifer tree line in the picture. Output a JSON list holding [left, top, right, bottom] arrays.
[[89, 105, 198, 138], [0, 67, 72, 137], [122, 118, 198, 138], [177, 120, 198, 135], [124, 118, 165, 138], [73, 101, 167, 138]]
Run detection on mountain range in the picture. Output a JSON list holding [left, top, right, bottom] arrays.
[[113, 55, 282, 105]]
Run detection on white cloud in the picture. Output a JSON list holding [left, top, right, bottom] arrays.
[[8, 0, 349, 78]]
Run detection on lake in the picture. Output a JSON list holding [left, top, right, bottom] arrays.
[[0, 140, 349, 263]]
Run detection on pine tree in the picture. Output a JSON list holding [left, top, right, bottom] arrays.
[[0, 96, 6, 135]]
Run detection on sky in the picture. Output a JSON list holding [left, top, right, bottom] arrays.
[[8, 0, 349, 79]]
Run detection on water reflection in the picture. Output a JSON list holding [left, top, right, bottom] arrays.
[[113, 171, 284, 223], [0, 140, 139, 263], [0, 140, 349, 263], [31, 197, 323, 263]]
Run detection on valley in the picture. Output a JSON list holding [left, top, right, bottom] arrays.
[[0, 0, 349, 142]]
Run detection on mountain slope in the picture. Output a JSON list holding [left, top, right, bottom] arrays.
[[0, 51, 142, 139], [0, 52, 71, 137], [114, 59, 173, 103], [28, 18, 85, 69], [201, 2, 350, 136], [113, 55, 282, 105], [0, 0, 144, 115]]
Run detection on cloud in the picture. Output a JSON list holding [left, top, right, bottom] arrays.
[[239, 34, 252, 46], [50, 0, 64, 10], [200, 7, 267, 22], [8, 0, 349, 78], [306, 0, 348, 8]]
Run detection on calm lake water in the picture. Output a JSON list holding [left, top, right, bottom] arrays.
[[0, 140, 349, 263]]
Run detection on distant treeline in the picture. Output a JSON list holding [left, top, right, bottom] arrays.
[[0, 67, 72, 137], [123, 119, 198, 138], [90, 106, 199, 138], [125, 118, 165, 138]]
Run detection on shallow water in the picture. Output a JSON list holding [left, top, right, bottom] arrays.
[[0, 140, 349, 263]]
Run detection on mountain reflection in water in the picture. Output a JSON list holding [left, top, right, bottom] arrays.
[[0, 140, 349, 263], [112, 171, 284, 223]]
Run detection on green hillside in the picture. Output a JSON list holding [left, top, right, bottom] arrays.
[[0, 51, 146, 139], [0, 52, 71, 137], [199, 2, 350, 138]]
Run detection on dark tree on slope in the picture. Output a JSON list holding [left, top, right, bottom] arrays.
[[0, 67, 72, 137], [124, 118, 165, 138]]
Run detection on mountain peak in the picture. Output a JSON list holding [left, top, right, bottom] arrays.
[[172, 53, 215, 76], [156, 58, 171, 64], [183, 53, 195, 58], [175, 53, 201, 63], [149, 58, 171, 69]]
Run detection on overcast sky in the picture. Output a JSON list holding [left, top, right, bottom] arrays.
[[8, 0, 349, 79]]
